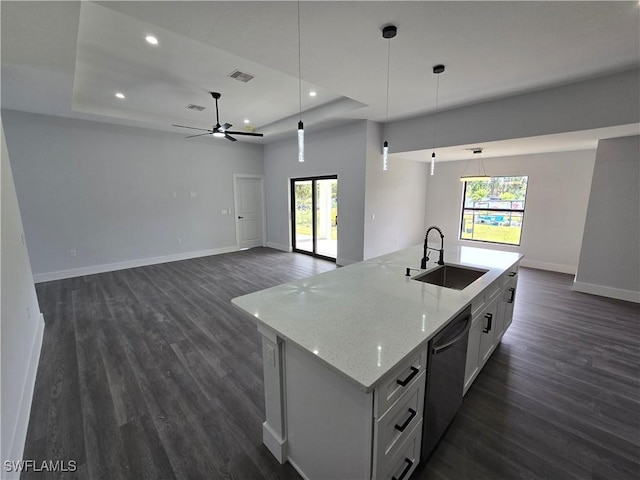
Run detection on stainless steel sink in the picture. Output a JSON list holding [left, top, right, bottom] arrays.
[[413, 265, 488, 290]]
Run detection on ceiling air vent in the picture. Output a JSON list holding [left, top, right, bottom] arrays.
[[186, 104, 206, 111], [228, 70, 255, 83]]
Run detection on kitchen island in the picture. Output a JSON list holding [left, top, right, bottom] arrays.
[[232, 244, 522, 480]]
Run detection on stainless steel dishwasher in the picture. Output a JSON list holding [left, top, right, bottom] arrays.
[[421, 305, 471, 460]]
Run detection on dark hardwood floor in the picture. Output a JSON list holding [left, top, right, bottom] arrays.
[[417, 268, 640, 480], [23, 249, 639, 479]]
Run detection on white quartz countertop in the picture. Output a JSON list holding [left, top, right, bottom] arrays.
[[232, 245, 523, 392]]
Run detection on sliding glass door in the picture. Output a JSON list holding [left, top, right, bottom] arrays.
[[291, 176, 337, 261]]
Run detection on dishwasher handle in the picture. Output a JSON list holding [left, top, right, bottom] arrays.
[[432, 315, 471, 355]]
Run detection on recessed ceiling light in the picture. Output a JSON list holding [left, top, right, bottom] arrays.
[[244, 119, 250, 124], [309, 91, 317, 97], [115, 92, 125, 99], [145, 35, 158, 45]]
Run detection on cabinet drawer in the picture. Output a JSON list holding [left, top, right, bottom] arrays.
[[372, 371, 425, 479], [375, 419, 423, 480], [374, 347, 427, 418], [501, 264, 519, 287]]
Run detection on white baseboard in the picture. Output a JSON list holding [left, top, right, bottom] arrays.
[[262, 422, 287, 464], [5, 314, 45, 476], [519, 259, 576, 275], [288, 458, 311, 480], [266, 242, 291, 252], [33, 246, 239, 283], [572, 281, 640, 303], [336, 257, 357, 267]]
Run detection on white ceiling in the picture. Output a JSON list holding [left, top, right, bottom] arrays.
[[2, 1, 639, 156]]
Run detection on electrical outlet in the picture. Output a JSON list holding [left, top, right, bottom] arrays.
[[221, 209, 227, 215], [190, 191, 196, 198], [177, 238, 182, 245], [70, 249, 77, 257], [172, 191, 177, 199]]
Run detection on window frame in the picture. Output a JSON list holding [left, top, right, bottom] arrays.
[[459, 176, 529, 247]]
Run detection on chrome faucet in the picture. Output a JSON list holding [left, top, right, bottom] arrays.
[[421, 226, 445, 269]]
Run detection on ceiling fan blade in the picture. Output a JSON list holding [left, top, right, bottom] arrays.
[[220, 123, 233, 131], [225, 131, 264, 137], [173, 124, 212, 132], [225, 134, 238, 142], [185, 133, 211, 139]]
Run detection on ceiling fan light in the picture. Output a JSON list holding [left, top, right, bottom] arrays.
[[213, 131, 225, 138]]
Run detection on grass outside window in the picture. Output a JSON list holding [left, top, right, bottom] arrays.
[[460, 176, 528, 246]]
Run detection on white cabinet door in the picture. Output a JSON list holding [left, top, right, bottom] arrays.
[[464, 316, 483, 394], [479, 297, 499, 366], [496, 269, 518, 342], [502, 275, 517, 334]]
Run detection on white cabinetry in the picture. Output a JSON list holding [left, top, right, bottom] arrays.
[[260, 326, 428, 480], [478, 295, 500, 365], [464, 262, 519, 395], [497, 268, 518, 340], [372, 370, 425, 480]]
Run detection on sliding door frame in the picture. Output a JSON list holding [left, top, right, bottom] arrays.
[[290, 175, 337, 262]]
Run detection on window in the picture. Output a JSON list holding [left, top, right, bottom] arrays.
[[460, 176, 528, 246]]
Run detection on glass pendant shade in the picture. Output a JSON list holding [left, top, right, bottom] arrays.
[[298, 121, 305, 163], [382, 141, 389, 171]]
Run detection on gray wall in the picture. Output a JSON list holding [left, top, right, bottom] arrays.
[[3, 110, 263, 281], [412, 150, 597, 274], [363, 121, 428, 259], [263, 121, 367, 266], [575, 135, 640, 302], [1, 120, 44, 478], [386, 68, 640, 153]]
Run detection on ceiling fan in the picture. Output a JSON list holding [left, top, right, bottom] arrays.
[[172, 92, 264, 142]]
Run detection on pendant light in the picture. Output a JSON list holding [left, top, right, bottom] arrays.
[[381, 24, 397, 171], [296, 0, 304, 162], [460, 148, 490, 182], [430, 64, 445, 176]]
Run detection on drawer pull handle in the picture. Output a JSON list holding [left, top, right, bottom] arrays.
[[394, 408, 417, 432], [483, 312, 493, 333], [507, 287, 516, 303], [508, 271, 517, 277], [396, 366, 419, 387], [392, 458, 414, 480]]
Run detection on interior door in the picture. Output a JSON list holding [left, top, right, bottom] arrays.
[[234, 175, 265, 249], [291, 176, 337, 261]]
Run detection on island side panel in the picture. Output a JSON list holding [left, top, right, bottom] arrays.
[[258, 325, 288, 463], [284, 341, 374, 480]]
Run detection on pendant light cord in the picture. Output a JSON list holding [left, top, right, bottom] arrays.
[[432, 73, 440, 155], [297, 0, 302, 122], [385, 37, 391, 126]]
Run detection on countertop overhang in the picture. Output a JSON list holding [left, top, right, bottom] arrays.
[[232, 245, 523, 392]]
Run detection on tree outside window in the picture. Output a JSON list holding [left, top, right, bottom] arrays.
[[460, 176, 528, 246]]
